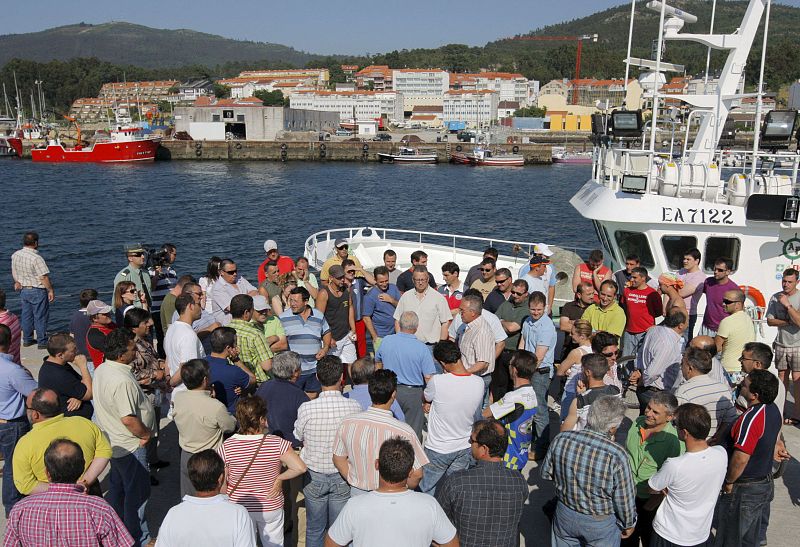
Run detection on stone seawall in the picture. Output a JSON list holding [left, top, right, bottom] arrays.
[[157, 140, 554, 163]]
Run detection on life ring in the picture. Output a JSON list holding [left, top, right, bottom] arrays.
[[320, 143, 326, 151], [512, 145, 520, 154], [195, 148, 202, 157], [740, 285, 766, 319], [234, 142, 242, 150], [320, 150, 326, 158], [362, 144, 369, 151], [456, 145, 463, 152], [507, 137, 514, 144], [194, 142, 202, 150], [281, 143, 288, 150]]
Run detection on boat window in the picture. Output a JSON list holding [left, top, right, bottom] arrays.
[[592, 221, 617, 264], [212, 115, 220, 122], [613, 230, 655, 270], [237, 115, 245, 122], [703, 237, 740, 273], [661, 236, 698, 271], [223, 110, 234, 119]]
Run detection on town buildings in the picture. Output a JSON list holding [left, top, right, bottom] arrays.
[[288, 90, 404, 122]]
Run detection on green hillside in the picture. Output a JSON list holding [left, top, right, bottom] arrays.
[[0, 22, 318, 68]]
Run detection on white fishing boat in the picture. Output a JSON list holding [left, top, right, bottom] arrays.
[[376, 146, 438, 164], [306, 0, 798, 344]]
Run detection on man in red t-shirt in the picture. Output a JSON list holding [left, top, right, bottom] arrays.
[[571, 249, 612, 303], [257, 239, 295, 283], [621, 267, 663, 358]]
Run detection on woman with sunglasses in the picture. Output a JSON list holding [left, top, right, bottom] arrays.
[[113, 281, 147, 326]]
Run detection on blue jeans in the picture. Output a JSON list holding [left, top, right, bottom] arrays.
[[621, 331, 646, 359], [20, 287, 49, 346], [552, 501, 621, 547], [713, 477, 773, 547], [419, 447, 473, 495], [532, 372, 551, 455], [0, 420, 30, 516], [303, 470, 351, 547], [108, 447, 151, 546]]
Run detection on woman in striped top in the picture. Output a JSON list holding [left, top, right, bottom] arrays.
[[218, 395, 307, 546]]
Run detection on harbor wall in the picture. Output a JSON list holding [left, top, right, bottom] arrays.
[[155, 140, 555, 163]]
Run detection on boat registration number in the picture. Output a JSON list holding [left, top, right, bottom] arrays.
[[661, 207, 734, 225]]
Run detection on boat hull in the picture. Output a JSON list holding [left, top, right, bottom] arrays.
[[449, 153, 473, 164], [472, 157, 524, 167], [377, 153, 438, 164], [0, 137, 22, 158], [553, 156, 592, 164], [31, 139, 159, 163]]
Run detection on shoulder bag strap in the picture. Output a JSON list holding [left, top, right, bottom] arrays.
[[228, 434, 267, 496]]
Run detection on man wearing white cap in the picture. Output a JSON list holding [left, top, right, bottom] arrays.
[[518, 244, 556, 313], [257, 239, 295, 284], [250, 295, 288, 354], [320, 239, 363, 285]]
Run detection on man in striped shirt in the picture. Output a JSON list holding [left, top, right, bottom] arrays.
[[294, 355, 362, 547], [674, 347, 737, 442], [333, 369, 428, 494], [10, 232, 54, 350]]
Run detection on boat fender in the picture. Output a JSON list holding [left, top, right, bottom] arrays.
[[320, 150, 326, 159], [281, 143, 288, 150], [512, 146, 519, 154], [234, 142, 242, 150], [320, 143, 326, 151], [456, 145, 463, 152], [195, 148, 202, 157], [195, 142, 202, 150], [362, 144, 369, 151], [740, 285, 766, 319]]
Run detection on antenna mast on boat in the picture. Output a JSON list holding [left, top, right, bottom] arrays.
[[646, 0, 668, 178], [623, 0, 637, 93], [2, 83, 11, 118], [703, 0, 718, 92], [750, 0, 772, 180]]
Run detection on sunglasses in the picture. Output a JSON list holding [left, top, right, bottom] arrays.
[[334, 275, 345, 280], [601, 350, 620, 358], [124, 289, 137, 294], [337, 245, 349, 250], [480, 268, 494, 272], [346, 270, 356, 274], [722, 298, 742, 305], [511, 290, 527, 297], [223, 269, 237, 275], [128, 253, 144, 258], [495, 278, 510, 284], [255, 309, 269, 314]]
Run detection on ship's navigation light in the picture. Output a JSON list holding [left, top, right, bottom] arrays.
[[784, 197, 800, 223]]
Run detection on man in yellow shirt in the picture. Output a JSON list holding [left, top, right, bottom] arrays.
[[581, 280, 626, 337], [716, 289, 755, 374], [13, 388, 111, 495], [320, 239, 363, 285]]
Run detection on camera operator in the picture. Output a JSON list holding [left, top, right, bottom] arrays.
[[148, 243, 178, 358], [113, 243, 152, 312]]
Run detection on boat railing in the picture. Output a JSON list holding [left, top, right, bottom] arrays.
[[304, 226, 593, 267]]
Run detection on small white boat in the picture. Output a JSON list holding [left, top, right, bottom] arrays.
[[376, 147, 438, 164]]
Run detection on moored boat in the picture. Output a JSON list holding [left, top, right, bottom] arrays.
[[552, 148, 593, 164], [0, 135, 22, 157], [376, 147, 438, 164], [470, 146, 524, 167]]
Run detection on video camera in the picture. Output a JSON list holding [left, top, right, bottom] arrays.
[[145, 245, 172, 270]]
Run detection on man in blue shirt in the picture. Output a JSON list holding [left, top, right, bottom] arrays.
[[0, 324, 38, 516], [345, 356, 405, 421], [205, 327, 253, 414], [279, 287, 331, 397], [362, 266, 400, 353], [255, 351, 309, 448], [375, 311, 437, 439], [518, 291, 557, 459]]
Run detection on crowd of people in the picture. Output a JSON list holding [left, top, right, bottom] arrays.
[[0, 231, 795, 546]]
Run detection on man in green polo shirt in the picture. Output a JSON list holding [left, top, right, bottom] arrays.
[[228, 294, 273, 384], [581, 279, 626, 337], [250, 295, 288, 354], [494, 279, 531, 400], [622, 391, 684, 547]]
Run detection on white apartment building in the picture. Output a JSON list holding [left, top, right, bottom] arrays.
[[289, 91, 404, 122], [392, 69, 449, 112], [450, 72, 537, 106], [443, 90, 500, 127]]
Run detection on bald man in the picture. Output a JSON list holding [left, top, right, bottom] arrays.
[[716, 289, 756, 377], [669, 336, 728, 391]]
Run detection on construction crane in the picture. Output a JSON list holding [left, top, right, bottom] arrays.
[[505, 33, 598, 104]]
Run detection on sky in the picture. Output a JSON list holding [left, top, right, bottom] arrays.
[[6, 0, 799, 56]]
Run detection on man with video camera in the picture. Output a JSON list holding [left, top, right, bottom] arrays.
[[148, 243, 178, 358]]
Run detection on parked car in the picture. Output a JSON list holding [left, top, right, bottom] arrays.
[[335, 128, 352, 136], [457, 131, 476, 142], [372, 133, 392, 141]]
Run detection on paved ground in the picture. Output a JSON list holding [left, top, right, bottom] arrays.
[[3, 346, 799, 545]]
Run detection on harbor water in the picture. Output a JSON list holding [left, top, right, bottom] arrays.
[[2, 160, 595, 328]]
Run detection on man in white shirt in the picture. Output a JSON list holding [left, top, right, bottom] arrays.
[[393, 266, 451, 345], [211, 259, 258, 325], [156, 449, 256, 547], [647, 404, 727, 547], [419, 341, 485, 495], [326, 437, 458, 547], [164, 294, 205, 413]]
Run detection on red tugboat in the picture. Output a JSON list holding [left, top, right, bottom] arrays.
[[31, 114, 160, 163], [0, 135, 22, 157]]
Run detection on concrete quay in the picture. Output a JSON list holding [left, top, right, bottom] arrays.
[[3, 345, 799, 546]]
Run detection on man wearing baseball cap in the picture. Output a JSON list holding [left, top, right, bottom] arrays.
[[113, 244, 151, 311], [518, 244, 557, 312], [257, 239, 295, 284], [524, 256, 552, 312], [319, 239, 363, 285]]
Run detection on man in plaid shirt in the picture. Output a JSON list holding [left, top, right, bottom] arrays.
[[293, 355, 361, 547], [5, 438, 133, 546], [540, 395, 637, 547], [10, 232, 54, 350]]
